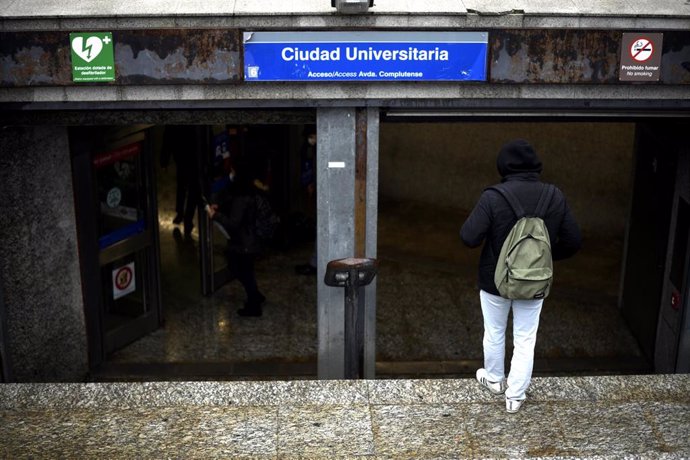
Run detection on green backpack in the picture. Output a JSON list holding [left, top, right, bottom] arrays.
[[489, 184, 555, 300]]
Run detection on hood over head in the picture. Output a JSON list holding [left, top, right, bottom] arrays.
[[496, 139, 543, 177]]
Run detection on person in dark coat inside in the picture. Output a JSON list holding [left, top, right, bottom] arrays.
[[161, 125, 200, 237], [460, 139, 581, 413], [206, 159, 266, 317]]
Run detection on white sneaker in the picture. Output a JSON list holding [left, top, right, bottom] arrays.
[[476, 368, 507, 395], [506, 398, 524, 413]]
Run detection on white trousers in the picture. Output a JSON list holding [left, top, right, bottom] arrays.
[[479, 290, 543, 401]]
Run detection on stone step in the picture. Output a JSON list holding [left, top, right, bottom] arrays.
[[1, 374, 688, 458]]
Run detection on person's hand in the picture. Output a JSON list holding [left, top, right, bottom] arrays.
[[254, 179, 270, 192], [206, 204, 218, 219]]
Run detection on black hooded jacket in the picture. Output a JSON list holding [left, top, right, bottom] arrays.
[[460, 140, 582, 296], [213, 175, 261, 255]]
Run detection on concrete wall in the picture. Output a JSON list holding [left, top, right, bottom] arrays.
[[380, 122, 635, 238], [0, 125, 88, 382]]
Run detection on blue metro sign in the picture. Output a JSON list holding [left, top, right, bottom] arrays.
[[243, 31, 488, 82]]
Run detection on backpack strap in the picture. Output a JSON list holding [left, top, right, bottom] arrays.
[[534, 184, 556, 218], [487, 183, 555, 219], [486, 184, 526, 218]]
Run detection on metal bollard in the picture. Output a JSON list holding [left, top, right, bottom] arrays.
[[324, 257, 378, 379]]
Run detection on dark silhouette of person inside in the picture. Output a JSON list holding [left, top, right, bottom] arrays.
[[206, 159, 266, 317], [161, 125, 200, 237]]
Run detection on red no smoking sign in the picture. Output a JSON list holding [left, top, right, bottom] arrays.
[[630, 38, 653, 62], [112, 262, 136, 299], [619, 33, 663, 82]]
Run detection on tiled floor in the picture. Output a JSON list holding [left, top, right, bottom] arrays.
[[101, 172, 647, 380]]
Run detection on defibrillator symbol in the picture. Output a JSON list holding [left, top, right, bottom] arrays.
[[69, 32, 115, 82]]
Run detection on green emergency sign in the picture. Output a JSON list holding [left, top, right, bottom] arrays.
[[70, 32, 115, 82]]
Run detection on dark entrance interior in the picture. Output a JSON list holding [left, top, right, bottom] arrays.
[[94, 122, 321, 380], [375, 118, 686, 376], [86, 116, 687, 380]]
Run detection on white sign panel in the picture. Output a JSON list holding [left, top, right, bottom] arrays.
[[112, 262, 136, 300]]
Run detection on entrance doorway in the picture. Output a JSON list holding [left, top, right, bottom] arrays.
[[375, 119, 661, 375], [93, 122, 321, 380], [74, 113, 688, 380], [71, 125, 163, 366]]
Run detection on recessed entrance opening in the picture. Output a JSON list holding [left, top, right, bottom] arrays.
[[71, 112, 688, 380], [72, 120, 322, 381], [375, 117, 684, 376]]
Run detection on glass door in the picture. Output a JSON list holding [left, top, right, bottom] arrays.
[[199, 125, 240, 295], [95, 132, 161, 352], [72, 127, 162, 363]]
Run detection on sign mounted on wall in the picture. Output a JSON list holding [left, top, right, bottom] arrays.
[[619, 33, 663, 82], [243, 31, 488, 82], [70, 32, 116, 82]]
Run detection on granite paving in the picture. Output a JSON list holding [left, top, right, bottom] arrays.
[[1, 375, 689, 459]]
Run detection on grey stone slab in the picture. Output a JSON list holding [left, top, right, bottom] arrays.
[[577, 374, 690, 403], [0, 126, 88, 382], [114, 17, 178, 28], [632, 17, 690, 30], [553, 401, 662, 457], [368, 378, 499, 405], [59, 17, 124, 30], [1, 378, 690, 458], [0, 380, 369, 409], [3, 0, 116, 17], [466, 13, 524, 28], [173, 16, 238, 28], [572, 0, 690, 16], [0, 88, 35, 102], [371, 404, 471, 457], [120, 85, 180, 101], [0, 406, 278, 458], [527, 376, 594, 402], [640, 401, 690, 454], [277, 405, 375, 457], [47, 0, 184, 17], [172, 0, 236, 16], [234, 0, 331, 16], [0, 0, 15, 12], [273, 380, 370, 406], [379, 0, 466, 14], [0, 408, 95, 457], [523, 16, 584, 28], [462, 0, 579, 15], [0, 18, 60, 31], [465, 401, 570, 458], [63, 86, 119, 102], [5, 82, 689, 107]]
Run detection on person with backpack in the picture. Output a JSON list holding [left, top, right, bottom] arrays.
[[206, 159, 267, 317], [460, 139, 581, 413]]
